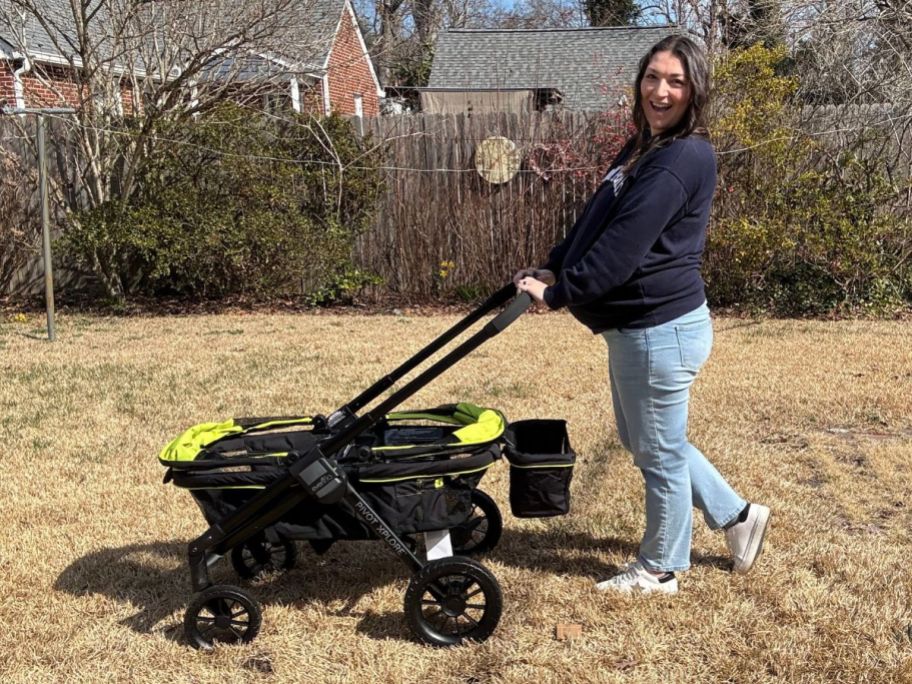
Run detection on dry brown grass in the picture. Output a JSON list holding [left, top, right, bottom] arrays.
[[2, 309, 912, 683]]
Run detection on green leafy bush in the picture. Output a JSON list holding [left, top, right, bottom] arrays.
[[706, 44, 912, 315], [59, 106, 383, 302]]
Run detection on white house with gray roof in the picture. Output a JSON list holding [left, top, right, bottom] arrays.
[[425, 26, 678, 113]]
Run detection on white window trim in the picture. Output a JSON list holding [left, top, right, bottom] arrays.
[[322, 75, 331, 115], [114, 85, 124, 116], [290, 77, 301, 113]]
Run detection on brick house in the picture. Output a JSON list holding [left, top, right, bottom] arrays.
[[0, 0, 137, 112], [0, 0, 383, 116], [424, 26, 677, 113], [264, 0, 384, 116]]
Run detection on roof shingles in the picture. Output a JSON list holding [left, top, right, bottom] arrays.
[[428, 26, 679, 111], [0, 0, 345, 71]]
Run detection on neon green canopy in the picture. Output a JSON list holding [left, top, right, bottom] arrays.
[[159, 420, 243, 464]]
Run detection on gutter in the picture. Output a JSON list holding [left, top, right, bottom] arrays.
[[10, 47, 148, 79], [13, 55, 31, 110]]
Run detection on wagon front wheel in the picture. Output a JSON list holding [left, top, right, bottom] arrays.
[[404, 557, 502, 646], [184, 584, 262, 650]]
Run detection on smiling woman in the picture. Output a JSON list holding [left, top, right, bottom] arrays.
[[640, 51, 691, 135], [515, 35, 770, 595]]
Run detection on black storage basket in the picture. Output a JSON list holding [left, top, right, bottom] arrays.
[[505, 419, 575, 518]]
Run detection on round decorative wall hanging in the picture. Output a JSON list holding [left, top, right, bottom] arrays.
[[475, 136, 521, 184]]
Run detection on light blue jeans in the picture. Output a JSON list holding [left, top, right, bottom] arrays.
[[602, 302, 745, 572]]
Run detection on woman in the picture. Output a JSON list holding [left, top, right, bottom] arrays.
[[515, 35, 769, 594]]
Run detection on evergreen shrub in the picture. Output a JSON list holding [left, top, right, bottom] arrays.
[[59, 105, 383, 302]]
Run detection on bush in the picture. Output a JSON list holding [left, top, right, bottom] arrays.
[[59, 105, 383, 302], [706, 44, 912, 315]]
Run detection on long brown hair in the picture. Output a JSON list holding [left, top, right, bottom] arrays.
[[625, 35, 711, 172]]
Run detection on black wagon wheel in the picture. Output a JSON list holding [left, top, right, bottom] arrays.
[[184, 584, 262, 650], [450, 490, 503, 556], [404, 557, 502, 647], [230, 535, 297, 580]]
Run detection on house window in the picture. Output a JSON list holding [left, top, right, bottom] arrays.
[[93, 87, 124, 118], [262, 92, 291, 114], [354, 93, 363, 117]]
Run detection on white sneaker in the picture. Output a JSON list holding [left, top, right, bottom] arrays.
[[725, 503, 770, 574], [596, 561, 678, 595]]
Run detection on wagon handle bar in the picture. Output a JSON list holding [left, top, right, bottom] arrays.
[[333, 282, 519, 419], [185, 287, 531, 571], [321, 288, 532, 453]]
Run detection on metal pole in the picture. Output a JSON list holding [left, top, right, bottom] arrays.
[[1, 105, 73, 342], [37, 113, 56, 342]]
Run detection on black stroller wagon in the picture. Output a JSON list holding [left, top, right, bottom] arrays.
[[159, 286, 573, 649]]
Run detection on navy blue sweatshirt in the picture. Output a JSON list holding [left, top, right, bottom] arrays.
[[541, 135, 716, 332]]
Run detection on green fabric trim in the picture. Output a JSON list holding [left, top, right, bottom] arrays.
[[250, 418, 313, 429], [507, 462, 574, 469], [359, 462, 495, 484], [386, 411, 462, 425], [371, 444, 429, 452], [159, 419, 243, 463], [161, 403, 503, 467]]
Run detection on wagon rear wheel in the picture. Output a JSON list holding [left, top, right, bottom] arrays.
[[451, 490, 502, 555], [230, 535, 297, 580]]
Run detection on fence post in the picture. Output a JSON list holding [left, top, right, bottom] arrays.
[[37, 113, 55, 341]]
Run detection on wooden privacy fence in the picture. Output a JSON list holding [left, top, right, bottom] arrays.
[[355, 111, 629, 300], [355, 105, 912, 301], [5, 106, 908, 300], [0, 116, 60, 296]]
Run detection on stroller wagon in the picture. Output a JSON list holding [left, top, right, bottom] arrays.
[[159, 285, 573, 649]]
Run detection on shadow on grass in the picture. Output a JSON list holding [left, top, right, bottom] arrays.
[[54, 540, 190, 641], [53, 538, 420, 644], [54, 527, 732, 646], [487, 528, 732, 580]]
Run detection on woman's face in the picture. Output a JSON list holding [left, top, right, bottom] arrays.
[[640, 50, 691, 135]]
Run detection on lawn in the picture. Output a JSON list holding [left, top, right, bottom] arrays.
[[1, 307, 911, 683]]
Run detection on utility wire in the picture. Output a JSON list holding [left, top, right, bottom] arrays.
[[3, 105, 909, 174]]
